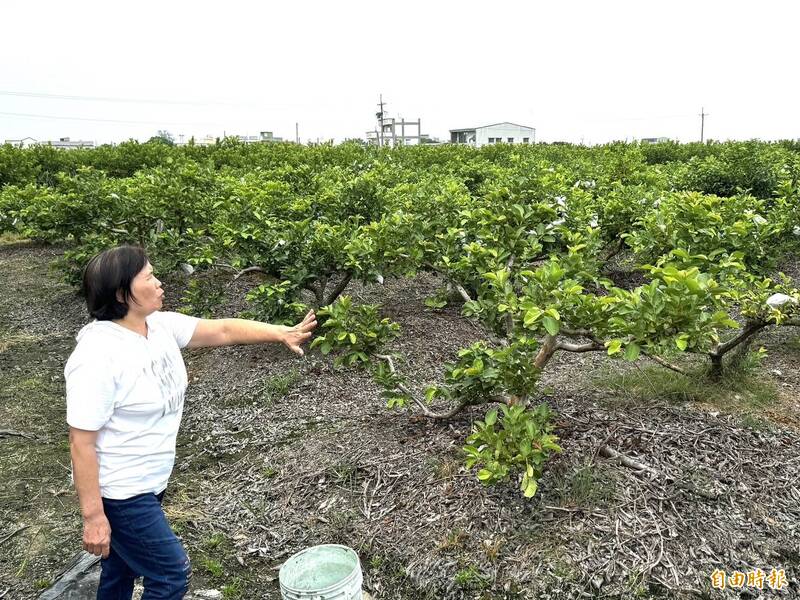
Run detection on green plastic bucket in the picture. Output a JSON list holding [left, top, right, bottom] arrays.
[[279, 544, 363, 600]]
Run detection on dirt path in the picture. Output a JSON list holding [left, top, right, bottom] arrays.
[[1, 241, 799, 599]]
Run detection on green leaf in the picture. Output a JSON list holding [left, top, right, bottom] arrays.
[[523, 478, 538, 498], [465, 358, 484, 376], [520, 439, 531, 457], [481, 367, 499, 380], [545, 308, 560, 320], [623, 343, 641, 361], [477, 469, 493, 482], [485, 409, 498, 427], [542, 316, 560, 336], [424, 297, 447, 309], [524, 308, 542, 327], [675, 336, 688, 351], [607, 339, 623, 355], [349, 332, 357, 344], [425, 386, 438, 403]]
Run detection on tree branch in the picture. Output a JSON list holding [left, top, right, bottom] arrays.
[[399, 385, 471, 420], [560, 327, 605, 348], [560, 327, 594, 338], [375, 354, 504, 420], [644, 353, 688, 375], [0, 525, 31, 547], [556, 340, 604, 353], [311, 275, 328, 307], [599, 444, 658, 474], [600, 238, 625, 264], [212, 262, 236, 272], [323, 272, 352, 306], [233, 266, 267, 280], [0, 429, 35, 439], [452, 282, 473, 303], [501, 255, 516, 335], [599, 444, 721, 498], [534, 334, 559, 369], [712, 319, 766, 357], [534, 334, 603, 370]]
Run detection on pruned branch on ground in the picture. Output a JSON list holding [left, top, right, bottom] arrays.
[[0, 429, 35, 439], [0, 525, 30, 547], [375, 353, 508, 420]]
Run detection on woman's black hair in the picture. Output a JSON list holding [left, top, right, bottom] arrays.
[[82, 245, 149, 321]]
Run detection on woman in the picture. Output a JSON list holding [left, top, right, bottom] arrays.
[[65, 245, 316, 600]]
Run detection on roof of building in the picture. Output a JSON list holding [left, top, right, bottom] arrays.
[[44, 140, 95, 146], [450, 121, 535, 133]]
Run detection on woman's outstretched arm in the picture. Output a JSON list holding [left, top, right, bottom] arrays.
[[186, 310, 317, 355]]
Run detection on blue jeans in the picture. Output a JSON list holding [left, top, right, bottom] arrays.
[[97, 490, 191, 600]]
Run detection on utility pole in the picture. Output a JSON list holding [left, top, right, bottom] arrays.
[[376, 94, 386, 146], [700, 107, 709, 143], [295, 122, 299, 144]]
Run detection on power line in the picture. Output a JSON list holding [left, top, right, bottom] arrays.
[[0, 89, 313, 111], [0, 110, 222, 127], [0, 89, 240, 107], [574, 113, 695, 124]]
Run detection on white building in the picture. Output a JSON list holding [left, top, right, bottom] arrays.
[[237, 131, 283, 144], [175, 135, 217, 146], [175, 131, 284, 146], [40, 137, 95, 149], [450, 122, 536, 147], [4, 137, 95, 149], [4, 137, 38, 148], [640, 137, 671, 144]]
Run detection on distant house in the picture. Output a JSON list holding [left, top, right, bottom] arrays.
[[4, 137, 38, 148], [175, 135, 217, 147], [175, 131, 283, 146], [450, 122, 536, 147], [640, 137, 671, 144], [237, 131, 283, 144], [41, 137, 95, 149]]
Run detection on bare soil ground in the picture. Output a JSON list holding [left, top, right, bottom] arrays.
[[1, 240, 799, 599]]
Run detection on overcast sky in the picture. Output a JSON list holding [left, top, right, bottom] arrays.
[[2, 0, 799, 145]]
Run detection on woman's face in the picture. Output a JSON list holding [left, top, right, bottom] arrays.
[[127, 262, 164, 316]]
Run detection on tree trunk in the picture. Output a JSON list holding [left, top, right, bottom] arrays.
[[534, 335, 558, 370], [709, 353, 724, 380]]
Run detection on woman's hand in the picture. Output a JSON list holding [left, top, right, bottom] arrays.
[[83, 512, 111, 558], [282, 310, 317, 356]]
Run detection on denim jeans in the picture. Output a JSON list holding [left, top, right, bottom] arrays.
[[97, 490, 191, 600]]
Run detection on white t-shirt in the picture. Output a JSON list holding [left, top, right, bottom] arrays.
[[65, 311, 200, 500]]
